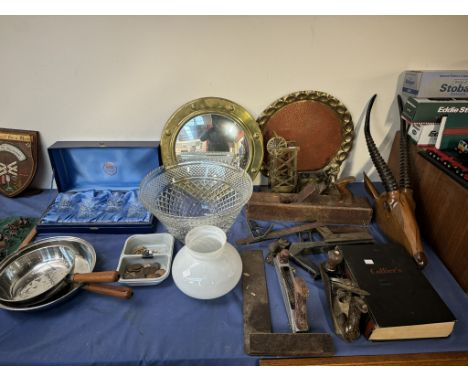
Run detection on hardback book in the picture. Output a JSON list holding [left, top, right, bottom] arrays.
[[341, 244, 456, 341]]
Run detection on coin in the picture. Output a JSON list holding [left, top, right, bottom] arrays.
[[123, 272, 138, 279], [143, 265, 157, 277], [126, 264, 143, 273], [154, 269, 166, 278]]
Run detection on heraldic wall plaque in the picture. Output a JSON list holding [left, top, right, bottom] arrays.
[[0, 128, 39, 197]]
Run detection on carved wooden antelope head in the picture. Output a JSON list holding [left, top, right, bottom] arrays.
[[363, 94, 427, 268]]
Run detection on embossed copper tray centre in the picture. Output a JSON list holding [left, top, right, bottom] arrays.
[[257, 91, 353, 180], [264, 100, 343, 171]]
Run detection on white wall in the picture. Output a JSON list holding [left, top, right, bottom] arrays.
[[1, 16, 467, 188]]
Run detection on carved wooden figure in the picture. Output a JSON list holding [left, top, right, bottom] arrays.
[[363, 95, 427, 268]]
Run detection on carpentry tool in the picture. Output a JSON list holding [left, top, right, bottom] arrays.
[[242, 250, 334, 357], [264, 226, 374, 279], [320, 247, 370, 342], [288, 239, 367, 258], [266, 238, 321, 279], [278, 182, 326, 204], [288, 227, 374, 257], [289, 252, 322, 280], [247, 220, 273, 239], [273, 249, 309, 333], [236, 221, 322, 245], [247, 176, 372, 225]]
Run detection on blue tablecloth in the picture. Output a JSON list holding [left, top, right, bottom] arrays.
[[0, 185, 467, 365]]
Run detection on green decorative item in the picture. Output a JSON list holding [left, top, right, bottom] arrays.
[[0, 216, 38, 261]]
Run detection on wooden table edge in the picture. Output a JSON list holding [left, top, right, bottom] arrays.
[[259, 351, 468, 366]]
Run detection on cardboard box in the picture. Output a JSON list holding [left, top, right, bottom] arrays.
[[407, 122, 440, 146], [435, 115, 468, 150], [402, 70, 468, 99], [402, 97, 468, 122], [37, 141, 161, 234]]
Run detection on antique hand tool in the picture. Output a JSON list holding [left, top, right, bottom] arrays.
[[242, 250, 334, 356], [264, 226, 374, 279], [265, 239, 289, 264], [236, 221, 322, 245], [332, 176, 355, 203], [288, 227, 374, 257], [267, 238, 321, 279], [278, 182, 326, 204], [247, 175, 372, 225], [289, 252, 321, 279], [324, 246, 344, 273], [320, 247, 370, 342], [247, 220, 273, 239], [335, 293, 368, 342], [273, 249, 309, 333], [329, 277, 369, 297]]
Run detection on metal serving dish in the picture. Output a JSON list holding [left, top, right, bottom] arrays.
[[0, 244, 77, 304], [0, 236, 96, 312]]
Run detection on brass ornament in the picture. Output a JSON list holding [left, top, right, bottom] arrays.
[[257, 90, 354, 183], [267, 134, 299, 193]]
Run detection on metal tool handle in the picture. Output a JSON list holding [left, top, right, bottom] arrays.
[[289, 254, 321, 279], [81, 284, 133, 299], [71, 271, 120, 283]]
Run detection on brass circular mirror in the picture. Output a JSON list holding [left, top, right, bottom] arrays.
[[161, 97, 264, 179]]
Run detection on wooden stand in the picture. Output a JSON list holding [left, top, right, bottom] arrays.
[[388, 132, 468, 293]]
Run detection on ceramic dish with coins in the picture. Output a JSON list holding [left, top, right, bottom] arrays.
[[116, 233, 174, 286]]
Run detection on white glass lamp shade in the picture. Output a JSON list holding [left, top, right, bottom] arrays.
[[171, 225, 242, 299]]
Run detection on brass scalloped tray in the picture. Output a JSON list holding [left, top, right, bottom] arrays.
[[257, 91, 354, 181]]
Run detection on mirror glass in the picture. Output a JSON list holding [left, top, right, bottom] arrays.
[[175, 113, 250, 168]]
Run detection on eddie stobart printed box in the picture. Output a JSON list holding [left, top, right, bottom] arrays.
[[402, 70, 468, 99], [402, 97, 468, 122], [407, 122, 440, 146]]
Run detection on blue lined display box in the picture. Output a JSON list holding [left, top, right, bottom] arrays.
[[37, 141, 161, 233]]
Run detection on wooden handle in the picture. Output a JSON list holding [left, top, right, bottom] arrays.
[[81, 284, 133, 299], [287, 183, 323, 204], [335, 176, 355, 203], [325, 247, 344, 272], [71, 271, 120, 283], [18, 227, 37, 250]]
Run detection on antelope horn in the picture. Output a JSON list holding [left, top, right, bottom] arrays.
[[397, 95, 412, 189], [364, 95, 398, 192]]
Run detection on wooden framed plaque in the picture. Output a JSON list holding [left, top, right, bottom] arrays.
[[0, 128, 39, 197]]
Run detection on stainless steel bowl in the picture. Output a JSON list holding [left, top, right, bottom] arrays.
[[0, 237, 96, 312], [0, 244, 76, 304]]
